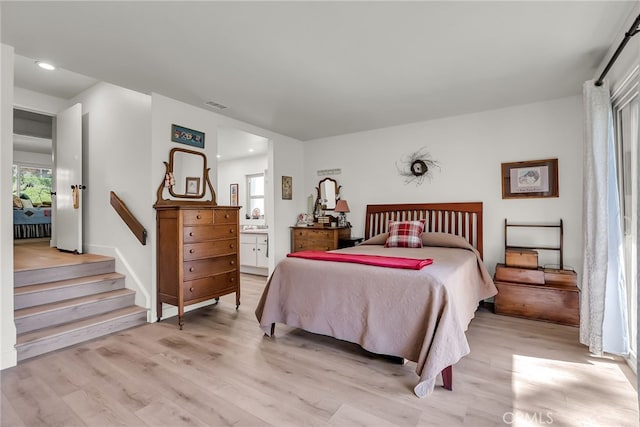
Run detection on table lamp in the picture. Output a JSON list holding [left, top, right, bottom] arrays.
[[334, 199, 350, 227]]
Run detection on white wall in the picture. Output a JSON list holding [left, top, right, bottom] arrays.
[[1, 43, 17, 369], [304, 96, 584, 275], [217, 155, 268, 224], [13, 86, 67, 114], [70, 82, 153, 311]]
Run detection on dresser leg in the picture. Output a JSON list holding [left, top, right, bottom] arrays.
[[156, 300, 162, 323], [178, 317, 184, 330], [270, 323, 275, 336]]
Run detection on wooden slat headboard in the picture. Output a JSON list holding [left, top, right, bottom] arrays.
[[364, 202, 484, 258]]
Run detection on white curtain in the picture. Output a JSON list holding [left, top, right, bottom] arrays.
[[581, 80, 629, 355]]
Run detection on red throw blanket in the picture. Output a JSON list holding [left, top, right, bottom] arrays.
[[287, 250, 433, 270]]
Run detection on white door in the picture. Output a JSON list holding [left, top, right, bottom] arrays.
[[54, 103, 83, 253]]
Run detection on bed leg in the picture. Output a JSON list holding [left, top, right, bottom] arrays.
[[270, 323, 275, 337], [441, 365, 453, 391]]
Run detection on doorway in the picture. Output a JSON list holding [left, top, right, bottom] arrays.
[[12, 108, 54, 246]]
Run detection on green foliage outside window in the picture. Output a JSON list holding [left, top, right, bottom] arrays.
[[13, 165, 52, 206]]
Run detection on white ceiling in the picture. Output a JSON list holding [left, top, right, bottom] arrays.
[[1, 1, 636, 141]]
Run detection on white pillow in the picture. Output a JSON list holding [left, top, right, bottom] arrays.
[[21, 199, 34, 209]]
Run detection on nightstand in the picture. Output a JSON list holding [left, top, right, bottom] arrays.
[[339, 236, 364, 248], [290, 226, 350, 252]]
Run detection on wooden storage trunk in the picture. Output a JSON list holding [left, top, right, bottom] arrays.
[[495, 263, 545, 285], [494, 280, 579, 327], [544, 268, 577, 286], [505, 248, 538, 269]]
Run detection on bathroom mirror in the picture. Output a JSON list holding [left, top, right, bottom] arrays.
[[316, 177, 340, 210], [155, 147, 216, 205]]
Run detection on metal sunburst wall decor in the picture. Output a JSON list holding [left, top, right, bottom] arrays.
[[396, 147, 440, 185]]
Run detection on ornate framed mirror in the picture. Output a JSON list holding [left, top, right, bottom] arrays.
[[316, 177, 341, 211], [155, 147, 216, 206]]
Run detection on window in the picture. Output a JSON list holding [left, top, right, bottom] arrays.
[[246, 173, 264, 219], [12, 164, 53, 206], [612, 67, 638, 369]]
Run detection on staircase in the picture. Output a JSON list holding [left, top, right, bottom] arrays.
[[14, 250, 147, 362]]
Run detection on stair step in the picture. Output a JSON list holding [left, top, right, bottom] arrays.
[[14, 273, 126, 310], [16, 306, 148, 362], [15, 289, 136, 334], [14, 258, 115, 287]]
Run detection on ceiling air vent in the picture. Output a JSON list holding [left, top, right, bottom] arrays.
[[204, 101, 228, 110]]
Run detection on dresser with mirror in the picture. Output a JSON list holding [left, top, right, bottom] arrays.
[[154, 147, 241, 329]]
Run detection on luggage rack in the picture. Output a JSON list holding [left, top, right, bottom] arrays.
[[504, 219, 564, 270]]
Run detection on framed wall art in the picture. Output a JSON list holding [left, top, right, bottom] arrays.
[[501, 158, 558, 199], [171, 124, 205, 149], [230, 183, 239, 206], [282, 176, 292, 200]]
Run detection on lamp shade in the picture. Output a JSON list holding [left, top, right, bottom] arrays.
[[334, 199, 350, 213]]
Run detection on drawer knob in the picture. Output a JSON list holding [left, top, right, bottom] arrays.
[[196, 215, 201, 220], [189, 267, 195, 272], [230, 260, 235, 265], [225, 214, 230, 219], [230, 277, 235, 282], [229, 228, 234, 233], [189, 232, 194, 237], [229, 244, 235, 249], [189, 249, 195, 254], [189, 287, 194, 292]]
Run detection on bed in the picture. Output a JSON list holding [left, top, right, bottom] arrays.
[[255, 202, 497, 397], [14, 207, 52, 239]]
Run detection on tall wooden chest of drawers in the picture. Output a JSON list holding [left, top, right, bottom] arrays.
[[155, 204, 241, 329], [290, 226, 351, 252]]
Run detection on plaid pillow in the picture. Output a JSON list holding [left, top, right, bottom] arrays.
[[384, 220, 426, 248]]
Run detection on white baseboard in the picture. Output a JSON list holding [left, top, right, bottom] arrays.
[[1, 348, 17, 370]]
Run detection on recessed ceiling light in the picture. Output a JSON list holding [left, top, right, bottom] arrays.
[[248, 148, 254, 153], [35, 61, 56, 71], [216, 154, 221, 158]]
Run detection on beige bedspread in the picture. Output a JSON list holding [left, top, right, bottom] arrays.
[[255, 238, 497, 398]]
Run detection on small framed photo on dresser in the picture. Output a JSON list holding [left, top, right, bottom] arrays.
[[185, 177, 200, 195]]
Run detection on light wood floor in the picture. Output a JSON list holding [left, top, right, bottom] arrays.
[[14, 241, 112, 272], [2, 274, 637, 426]]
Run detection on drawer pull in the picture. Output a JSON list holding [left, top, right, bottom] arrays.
[[196, 215, 201, 220], [189, 232, 194, 237], [230, 277, 235, 282], [230, 260, 235, 265], [229, 243, 235, 249], [229, 228, 234, 233], [189, 287, 194, 292], [189, 267, 195, 272], [225, 214, 230, 219], [189, 249, 195, 254]]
